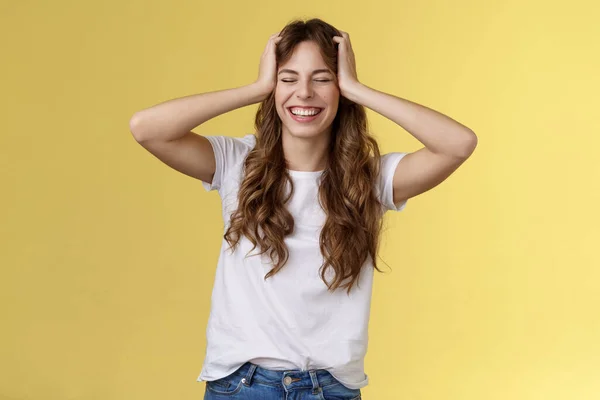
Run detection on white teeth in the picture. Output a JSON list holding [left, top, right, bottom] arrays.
[[290, 108, 321, 116]]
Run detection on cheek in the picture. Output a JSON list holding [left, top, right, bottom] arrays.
[[274, 87, 287, 104], [323, 87, 339, 101], [274, 95, 283, 111]]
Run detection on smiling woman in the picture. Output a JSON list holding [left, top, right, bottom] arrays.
[[129, 16, 475, 400], [190, 20, 385, 399]]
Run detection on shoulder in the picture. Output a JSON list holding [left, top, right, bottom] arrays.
[[200, 134, 257, 192], [379, 152, 409, 179], [204, 133, 256, 164], [205, 133, 256, 150], [236, 133, 257, 148]]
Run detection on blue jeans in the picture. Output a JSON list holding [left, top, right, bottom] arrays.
[[203, 361, 362, 399]]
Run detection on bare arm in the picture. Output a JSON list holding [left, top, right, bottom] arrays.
[[129, 83, 268, 142], [129, 33, 281, 182], [128, 83, 269, 182], [343, 82, 477, 205]]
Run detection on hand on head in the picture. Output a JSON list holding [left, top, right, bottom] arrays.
[[255, 32, 283, 96]]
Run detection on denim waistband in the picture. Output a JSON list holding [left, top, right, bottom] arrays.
[[235, 361, 340, 393]]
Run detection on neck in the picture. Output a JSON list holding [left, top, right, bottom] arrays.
[[281, 128, 331, 171]]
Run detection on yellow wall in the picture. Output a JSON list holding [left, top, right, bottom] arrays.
[[1, 1, 598, 399]]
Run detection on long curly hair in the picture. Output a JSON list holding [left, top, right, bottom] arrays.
[[224, 18, 388, 295]]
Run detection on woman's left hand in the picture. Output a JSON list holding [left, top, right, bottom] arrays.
[[332, 31, 361, 97]]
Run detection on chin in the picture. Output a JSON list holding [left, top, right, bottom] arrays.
[[286, 127, 329, 139]]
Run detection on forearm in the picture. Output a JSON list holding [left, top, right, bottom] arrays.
[[344, 83, 477, 158], [129, 83, 268, 142]]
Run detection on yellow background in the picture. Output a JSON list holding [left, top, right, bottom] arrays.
[[1, 0, 598, 399]]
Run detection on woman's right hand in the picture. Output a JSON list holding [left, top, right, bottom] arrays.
[[254, 32, 282, 97]]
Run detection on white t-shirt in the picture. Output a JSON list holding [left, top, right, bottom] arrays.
[[196, 134, 408, 389]]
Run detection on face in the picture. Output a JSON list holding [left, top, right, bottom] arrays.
[[275, 40, 340, 140]]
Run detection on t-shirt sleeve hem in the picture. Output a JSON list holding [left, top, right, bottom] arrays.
[[382, 152, 409, 212], [199, 135, 222, 192]]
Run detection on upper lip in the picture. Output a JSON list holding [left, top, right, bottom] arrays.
[[287, 106, 323, 109]]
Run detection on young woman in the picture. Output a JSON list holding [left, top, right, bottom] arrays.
[[130, 18, 476, 400]]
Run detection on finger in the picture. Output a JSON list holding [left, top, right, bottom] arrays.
[[341, 31, 352, 46], [269, 36, 282, 48]]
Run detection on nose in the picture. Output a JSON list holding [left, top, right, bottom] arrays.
[[296, 79, 313, 99]]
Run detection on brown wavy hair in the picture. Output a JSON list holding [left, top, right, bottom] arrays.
[[224, 18, 389, 295]]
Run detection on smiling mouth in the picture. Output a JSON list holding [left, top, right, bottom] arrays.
[[287, 107, 324, 117]]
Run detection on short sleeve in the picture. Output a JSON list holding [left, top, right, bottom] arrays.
[[201, 134, 256, 192], [379, 152, 409, 212]]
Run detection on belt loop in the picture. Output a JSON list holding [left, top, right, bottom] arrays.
[[242, 363, 257, 386], [309, 370, 320, 395]]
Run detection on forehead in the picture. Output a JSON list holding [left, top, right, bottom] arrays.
[[278, 41, 329, 71]]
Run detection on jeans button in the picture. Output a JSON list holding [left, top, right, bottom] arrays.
[[284, 376, 292, 385]]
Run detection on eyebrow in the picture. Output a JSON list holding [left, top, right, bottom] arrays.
[[277, 69, 333, 75]]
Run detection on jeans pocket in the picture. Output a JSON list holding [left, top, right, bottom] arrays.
[[320, 381, 362, 400], [205, 372, 245, 396]]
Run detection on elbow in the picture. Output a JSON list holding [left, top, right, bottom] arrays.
[[468, 131, 478, 152], [458, 130, 478, 159], [129, 111, 146, 141]]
